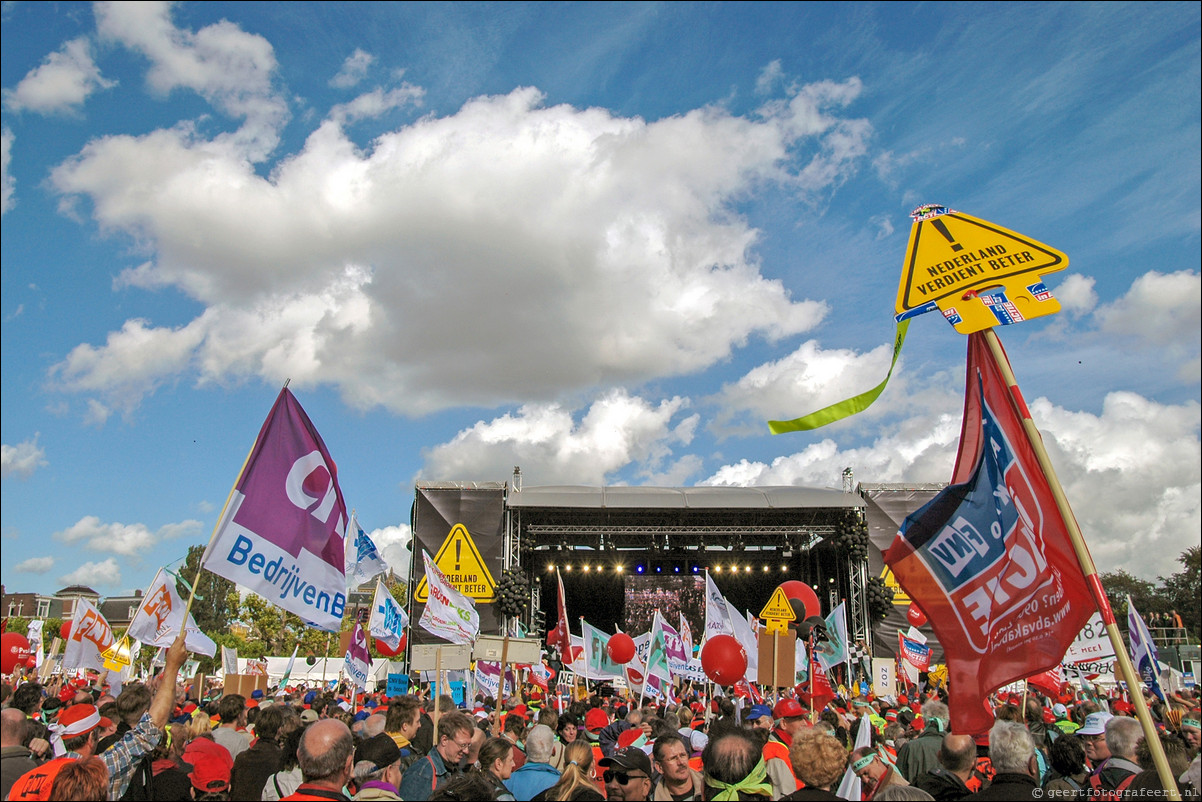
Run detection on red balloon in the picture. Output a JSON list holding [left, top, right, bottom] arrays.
[[906, 603, 928, 628], [774, 579, 822, 625], [606, 633, 636, 665], [374, 634, 407, 657], [700, 634, 747, 685], [1, 633, 32, 675], [59, 622, 72, 642]]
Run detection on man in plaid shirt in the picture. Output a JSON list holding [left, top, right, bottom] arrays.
[[7, 635, 189, 801]]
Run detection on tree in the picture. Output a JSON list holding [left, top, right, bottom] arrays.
[[1159, 546, 1201, 639], [1096, 569, 1157, 621], [176, 545, 239, 636]]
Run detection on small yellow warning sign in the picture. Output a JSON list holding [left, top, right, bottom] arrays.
[[895, 208, 1068, 334], [880, 567, 911, 606], [759, 587, 797, 621], [101, 635, 133, 672], [415, 523, 498, 603]]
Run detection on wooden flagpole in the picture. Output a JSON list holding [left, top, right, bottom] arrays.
[[983, 330, 1179, 800]]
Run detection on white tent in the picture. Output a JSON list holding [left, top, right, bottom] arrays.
[[238, 656, 399, 690]]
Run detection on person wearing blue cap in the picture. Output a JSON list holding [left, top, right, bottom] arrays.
[[745, 705, 773, 732]]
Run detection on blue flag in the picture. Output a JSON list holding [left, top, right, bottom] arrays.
[[346, 512, 389, 588], [1127, 597, 1165, 701]]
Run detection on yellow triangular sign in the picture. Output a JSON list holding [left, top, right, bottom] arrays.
[[759, 587, 796, 621], [101, 635, 133, 672], [895, 209, 1068, 334], [880, 567, 911, 606], [414, 523, 498, 603]]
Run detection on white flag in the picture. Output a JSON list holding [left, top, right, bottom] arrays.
[[62, 599, 114, 672], [704, 572, 734, 639], [346, 513, 390, 588], [418, 551, 479, 644], [368, 578, 407, 651], [126, 569, 217, 657], [279, 644, 300, 693], [222, 645, 239, 677]]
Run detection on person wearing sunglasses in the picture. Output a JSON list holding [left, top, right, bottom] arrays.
[[598, 746, 654, 802]]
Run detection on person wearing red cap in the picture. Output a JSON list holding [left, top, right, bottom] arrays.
[[185, 736, 235, 799], [7, 634, 190, 802], [763, 698, 806, 797]]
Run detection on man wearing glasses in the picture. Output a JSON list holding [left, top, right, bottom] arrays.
[[1076, 712, 1113, 770], [599, 746, 654, 802], [399, 711, 475, 801]]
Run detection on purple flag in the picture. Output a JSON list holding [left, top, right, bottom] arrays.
[[203, 388, 349, 631], [344, 622, 372, 690]]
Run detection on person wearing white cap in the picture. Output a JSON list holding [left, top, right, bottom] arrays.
[[1077, 711, 1114, 770], [7, 634, 190, 801], [1086, 716, 1142, 798]]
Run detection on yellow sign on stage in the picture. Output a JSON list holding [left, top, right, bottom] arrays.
[[896, 207, 1068, 334], [880, 567, 911, 606], [414, 523, 498, 603], [759, 587, 797, 622]]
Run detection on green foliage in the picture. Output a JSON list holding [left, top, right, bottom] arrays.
[[176, 545, 239, 635]]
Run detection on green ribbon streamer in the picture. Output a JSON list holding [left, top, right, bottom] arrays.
[[768, 319, 910, 434], [166, 567, 203, 602], [704, 757, 774, 801]]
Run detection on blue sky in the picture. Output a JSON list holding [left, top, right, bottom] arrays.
[[2, 1, 1198, 600]]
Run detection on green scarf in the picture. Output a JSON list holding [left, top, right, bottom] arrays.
[[704, 757, 774, 801]]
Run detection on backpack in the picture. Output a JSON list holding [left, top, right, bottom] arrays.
[[116, 753, 154, 801], [1087, 769, 1136, 801]]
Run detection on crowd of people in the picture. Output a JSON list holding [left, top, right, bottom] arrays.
[[1, 636, 1199, 801]]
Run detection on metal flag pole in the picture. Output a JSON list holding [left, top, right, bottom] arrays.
[[982, 329, 1180, 800]]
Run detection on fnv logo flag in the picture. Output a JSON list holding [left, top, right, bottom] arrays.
[[546, 569, 571, 655], [884, 333, 1093, 734], [203, 388, 349, 632], [127, 569, 217, 657], [368, 578, 407, 652], [62, 599, 114, 672]]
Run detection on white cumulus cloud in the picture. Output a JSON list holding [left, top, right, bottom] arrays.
[[48, 78, 869, 418], [94, 1, 287, 160], [1, 127, 14, 214], [330, 48, 375, 88], [1, 435, 48, 479], [1096, 270, 1200, 347], [704, 391, 1200, 578], [15, 556, 55, 574], [2, 37, 114, 114], [52, 515, 199, 557], [59, 558, 122, 589], [421, 389, 700, 485]]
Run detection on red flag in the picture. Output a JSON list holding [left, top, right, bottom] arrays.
[[884, 333, 1094, 734], [798, 658, 836, 712], [1026, 666, 1063, 698], [546, 569, 571, 654]]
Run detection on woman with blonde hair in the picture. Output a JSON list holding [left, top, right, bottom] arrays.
[[532, 740, 604, 801]]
